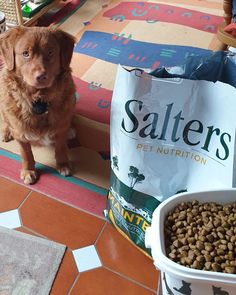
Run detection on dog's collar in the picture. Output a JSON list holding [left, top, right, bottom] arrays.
[[32, 99, 49, 115]]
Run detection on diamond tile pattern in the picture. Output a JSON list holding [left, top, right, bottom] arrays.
[[73, 245, 102, 272], [0, 176, 159, 294], [19, 191, 105, 249], [0, 209, 21, 228], [0, 177, 29, 212]]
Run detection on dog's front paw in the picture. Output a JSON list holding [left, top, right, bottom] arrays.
[[57, 164, 72, 177], [20, 169, 38, 185], [1, 130, 13, 142]]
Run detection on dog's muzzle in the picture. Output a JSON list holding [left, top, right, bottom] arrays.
[[32, 100, 48, 115]]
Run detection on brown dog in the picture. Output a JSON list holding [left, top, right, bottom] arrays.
[[0, 26, 76, 184]]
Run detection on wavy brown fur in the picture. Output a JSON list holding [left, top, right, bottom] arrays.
[[0, 26, 76, 184]]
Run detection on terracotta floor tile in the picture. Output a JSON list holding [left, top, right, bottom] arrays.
[[51, 249, 78, 295], [96, 223, 159, 291], [70, 267, 156, 295], [0, 177, 30, 212], [19, 191, 105, 249], [16, 226, 41, 237]]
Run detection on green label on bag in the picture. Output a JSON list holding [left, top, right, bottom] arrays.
[[107, 169, 160, 255]]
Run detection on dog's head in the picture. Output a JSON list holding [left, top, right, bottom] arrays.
[[0, 26, 75, 89]]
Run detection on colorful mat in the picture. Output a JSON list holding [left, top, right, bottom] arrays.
[[0, 0, 224, 217]]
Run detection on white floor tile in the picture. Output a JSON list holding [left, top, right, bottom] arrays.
[[0, 209, 21, 229], [73, 245, 102, 272]]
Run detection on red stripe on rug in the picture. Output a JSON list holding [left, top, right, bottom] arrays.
[[103, 2, 222, 33], [73, 76, 112, 124], [0, 155, 106, 218]]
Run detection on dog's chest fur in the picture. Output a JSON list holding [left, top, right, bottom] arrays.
[[24, 130, 54, 145]]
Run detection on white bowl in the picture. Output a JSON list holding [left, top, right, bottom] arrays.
[[145, 189, 236, 295]]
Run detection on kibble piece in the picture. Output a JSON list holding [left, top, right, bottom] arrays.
[[173, 239, 182, 248], [226, 229, 234, 236], [211, 262, 222, 272], [188, 250, 196, 260], [176, 221, 184, 228], [185, 257, 193, 265], [199, 235, 206, 242], [204, 254, 212, 262], [192, 260, 203, 269], [213, 218, 221, 227], [230, 261, 236, 266], [205, 244, 213, 252], [206, 234, 214, 243], [205, 261, 212, 270], [214, 256, 224, 264], [196, 240, 204, 251], [180, 257, 187, 265], [225, 266, 236, 274], [196, 255, 205, 263], [219, 244, 227, 251], [230, 236, 236, 243], [187, 237, 196, 244], [178, 211, 187, 221], [220, 239, 227, 245], [217, 232, 224, 239], [216, 248, 225, 256], [169, 252, 176, 260]]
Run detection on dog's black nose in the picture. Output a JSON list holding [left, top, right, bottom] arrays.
[[36, 72, 47, 83]]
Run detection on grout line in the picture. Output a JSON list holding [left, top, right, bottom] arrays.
[[67, 272, 80, 295], [29, 187, 107, 221], [95, 221, 107, 245], [94, 221, 108, 266], [16, 225, 51, 240], [17, 190, 33, 226], [103, 265, 157, 294], [18, 190, 32, 209], [0, 173, 107, 221]]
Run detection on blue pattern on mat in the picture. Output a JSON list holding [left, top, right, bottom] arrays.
[[74, 31, 211, 68]]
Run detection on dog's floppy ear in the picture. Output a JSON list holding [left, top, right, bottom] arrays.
[[0, 27, 22, 71], [52, 29, 76, 70]]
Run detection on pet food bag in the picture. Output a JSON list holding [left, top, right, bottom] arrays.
[[107, 62, 236, 256]]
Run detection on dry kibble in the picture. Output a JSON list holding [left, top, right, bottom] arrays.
[[173, 239, 182, 248], [187, 237, 196, 244], [217, 232, 224, 239], [230, 236, 236, 243], [206, 234, 214, 243], [185, 257, 193, 265], [188, 250, 196, 260], [205, 244, 213, 252], [205, 261, 211, 270], [204, 254, 212, 262], [199, 235, 206, 242], [196, 255, 205, 263], [178, 211, 187, 221], [180, 257, 187, 265], [165, 200, 236, 274], [211, 262, 222, 272], [225, 266, 236, 274], [230, 261, 236, 266], [196, 240, 204, 251], [169, 252, 176, 260], [219, 244, 228, 251]]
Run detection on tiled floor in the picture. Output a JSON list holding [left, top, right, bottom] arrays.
[[0, 176, 159, 294]]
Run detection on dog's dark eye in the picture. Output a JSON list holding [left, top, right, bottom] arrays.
[[22, 50, 30, 58], [48, 50, 53, 57]]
